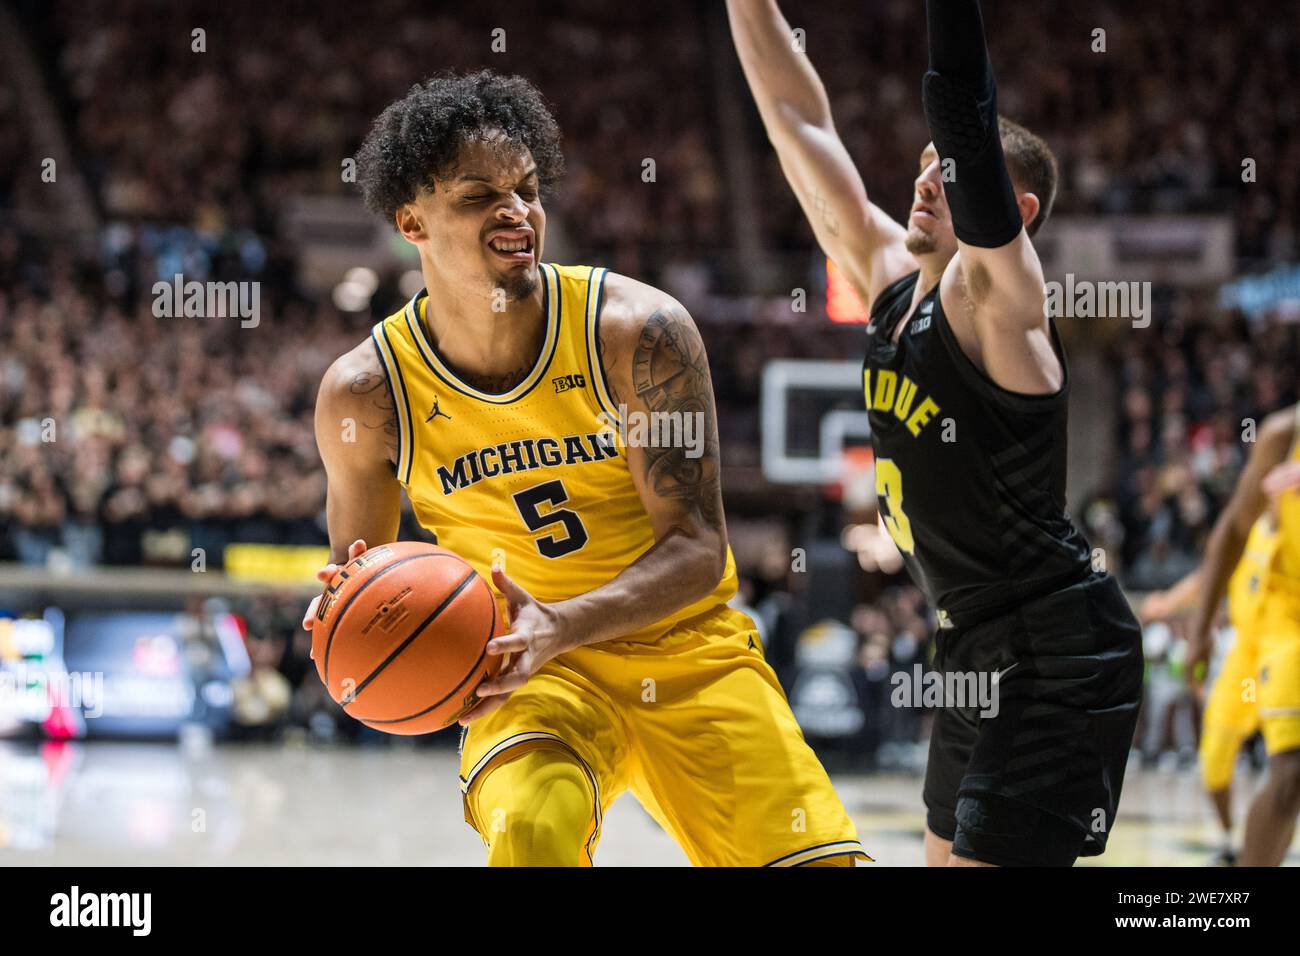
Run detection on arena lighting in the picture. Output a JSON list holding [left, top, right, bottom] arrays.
[[344, 267, 379, 296], [826, 257, 870, 324], [331, 279, 371, 312]]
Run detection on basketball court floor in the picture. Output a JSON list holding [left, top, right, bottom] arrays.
[[0, 740, 1295, 866]]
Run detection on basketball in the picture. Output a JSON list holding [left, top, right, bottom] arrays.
[[310, 542, 504, 734]]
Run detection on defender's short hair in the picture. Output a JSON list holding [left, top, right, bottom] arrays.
[[998, 117, 1058, 236], [357, 69, 565, 223]]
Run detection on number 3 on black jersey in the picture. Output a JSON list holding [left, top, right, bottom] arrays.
[[513, 479, 589, 559], [875, 458, 915, 555]]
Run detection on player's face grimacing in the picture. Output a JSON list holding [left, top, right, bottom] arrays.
[[414, 134, 546, 302], [904, 142, 958, 260]]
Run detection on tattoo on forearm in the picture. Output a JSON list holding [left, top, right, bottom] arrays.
[[349, 371, 399, 463], [629, 306, 723, 529], [813, 187, 841, 237]]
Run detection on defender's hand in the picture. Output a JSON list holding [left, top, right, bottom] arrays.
[[458, 567, 572, 726], [301, 539, 368, 635]]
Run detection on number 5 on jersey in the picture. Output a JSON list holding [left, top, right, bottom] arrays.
[[512, 479, 589, 559]]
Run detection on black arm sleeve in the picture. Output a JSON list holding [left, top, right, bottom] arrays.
[[921, 0, 1023, 248]]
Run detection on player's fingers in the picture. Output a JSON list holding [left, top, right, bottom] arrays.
[[458, 691, 510, 726], [315, 564, 340, 583], [491, 566, 533, 608], [487, 632, 528, 655], [476, 667, 530, 697], [348, 539, 367, 560], [302, 594, 321, 631]]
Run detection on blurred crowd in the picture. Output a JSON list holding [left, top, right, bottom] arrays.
[[0, 232, 337, 566], [28, 0, 725, 282], [11, 0, 1295, 292], [768, 0, 1299, 268], [1083, 300, 1300, 590]]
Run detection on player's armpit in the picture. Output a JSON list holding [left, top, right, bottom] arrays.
[[314, 341, 403, 564], [940, 239, 1061, 395]]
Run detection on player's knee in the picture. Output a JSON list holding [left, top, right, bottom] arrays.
[[486, 816, 582, 867], [475, 749, 595, 867]]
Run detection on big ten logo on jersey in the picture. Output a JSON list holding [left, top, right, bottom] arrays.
[[862, 369, 940, 438], [552, 373, 586, 393], [315, 545, 396, 622]]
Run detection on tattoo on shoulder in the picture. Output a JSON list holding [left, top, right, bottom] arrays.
[[629, 305, 723, 529], [348, 370, 399, 464]]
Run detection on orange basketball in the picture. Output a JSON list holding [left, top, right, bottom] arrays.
[[311, 542, 504, 734]]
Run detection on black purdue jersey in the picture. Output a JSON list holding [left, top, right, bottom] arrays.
[[864, 270, 1091, 625]]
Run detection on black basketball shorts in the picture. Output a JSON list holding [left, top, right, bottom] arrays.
[[922, 570, 1144, 866]]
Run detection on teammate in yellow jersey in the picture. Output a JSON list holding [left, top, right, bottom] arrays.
[[1189, 402, 1300, 866], [1141, 514, 1278, 864], [301, 70, 868, 867]]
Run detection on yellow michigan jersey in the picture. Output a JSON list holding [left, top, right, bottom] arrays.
[[372, 263, 867, 866], [1255, 403, 1300, 755], [370, 262, 737, 639], [1200, 516, 1276, 789]]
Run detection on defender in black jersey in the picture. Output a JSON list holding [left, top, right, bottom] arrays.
[[730, 0, 1143, 865]]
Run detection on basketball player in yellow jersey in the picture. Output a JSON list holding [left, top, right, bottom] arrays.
[[1141, 514, 1278, 863], [1190, 402, 1300, 865], [302, 71, 867, 867]]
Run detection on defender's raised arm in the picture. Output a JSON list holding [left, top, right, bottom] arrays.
[[924, 0, 1062, 394], [725, 0, 916, 307]]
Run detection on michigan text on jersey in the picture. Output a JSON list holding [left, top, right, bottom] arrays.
[[436, 432, 619, 496]]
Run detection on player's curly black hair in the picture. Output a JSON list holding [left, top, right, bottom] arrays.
[[357, 69, 565, 223]]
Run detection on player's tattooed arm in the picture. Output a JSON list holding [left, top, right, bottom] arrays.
[[346, 368, 400, 465], [533, 276, 729, 649], [314, 340, 402, 565], [625, 305, 724, 531]]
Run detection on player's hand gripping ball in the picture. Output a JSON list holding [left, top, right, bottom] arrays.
[[303, 540, 504, 734]]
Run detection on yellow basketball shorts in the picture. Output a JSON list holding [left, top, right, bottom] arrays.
[[1256, 590, 1300, 756], [458, 604, 869, 866], [1199, 630, 1260, 791]]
